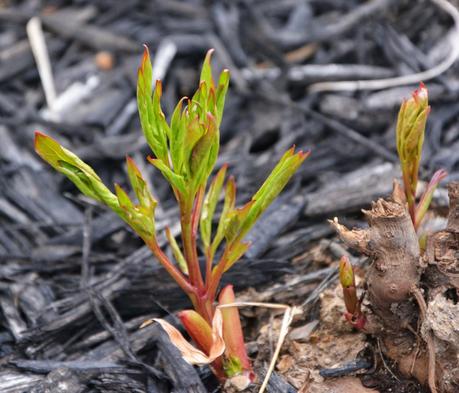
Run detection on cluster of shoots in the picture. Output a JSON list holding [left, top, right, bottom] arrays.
[[339, 83, 447, 329], [396, 82, 447, 230], [34, 46, 308, 384]]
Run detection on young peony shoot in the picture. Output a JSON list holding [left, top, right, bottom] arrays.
[[34, 47, 308, 383], [396, 83, 447, 230]]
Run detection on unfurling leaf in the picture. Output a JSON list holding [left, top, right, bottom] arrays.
[[396, 83, 429, 219], [339, 256, 355, 289], [200, 49, 215, 92], [165, 227, 188, 274], [147, 156, 186, 196], [200, 165, 227, 249], [395, 83, 447, 229], [35, 132, 157, 239], [170, 97, 187, 175], [396, 83, 429, 164], [198, 50, 229, 127], [115, 183, 155, 238], [126, 156, 156, 212], [215, 70, 230, 126], [415, 169, 448, 226], [339, 256, 357, 313], [189, 113, 219, 188], [34, 132, 120, 213], [137, 46, 169, 165], [115, 184, 133, 210], [235, 147, 309, 242], [211, 176, 236, 255]]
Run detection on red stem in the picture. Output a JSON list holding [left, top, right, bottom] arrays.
[[207, 247, 229, 303], [205, 251, 213, 292], [402, 169, 417, 226], [180, 189, 205, 292], [145, 238, 194, 295]]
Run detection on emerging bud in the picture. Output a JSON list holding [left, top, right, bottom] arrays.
[[339, 256, 355, 288], [396, 83, 429, 163], [396, 83, 431, 225], [338, 256, 366, 330]]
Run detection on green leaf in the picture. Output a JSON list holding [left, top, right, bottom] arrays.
[[396, 83, 430, 213], [147, 156, 187, 196], [223, 241, 250, 272], [115, 183, 133, 210], [170, 97, 187, 176], [200, 49, 215, 91], [183, 112, 206, 177], [339, 256, 355, 289], [215, 70, 230, 126], [137, 46, 170, 164], [165, 227, 188, 274], [189, 113, 219, 188], [115, 183, 156, 239], [34, 132, 121, 213], [35, 131, 156, 239], [415, 169, 448, 228], [191, 82, 210, 123], [200, 165, 227, 250], [224, 201, 254, 244], [126, 156, 157, 212], [236, 147, 309, 241]]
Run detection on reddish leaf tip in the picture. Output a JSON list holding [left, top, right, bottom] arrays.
[[431, 168, 448, 183], [154, 79, 163, 95], [142, 45, 149, 62], [146, 155, 158, 165], [34, 131, 52, 151], [412, 82, 428, 102], [204, 48, 215, 61], [34, 130, 46, 138]]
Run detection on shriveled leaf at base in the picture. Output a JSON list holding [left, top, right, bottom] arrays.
[[143, 309, 225, 366]]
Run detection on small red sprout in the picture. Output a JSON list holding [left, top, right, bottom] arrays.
[[339, 256, 366, 330]]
